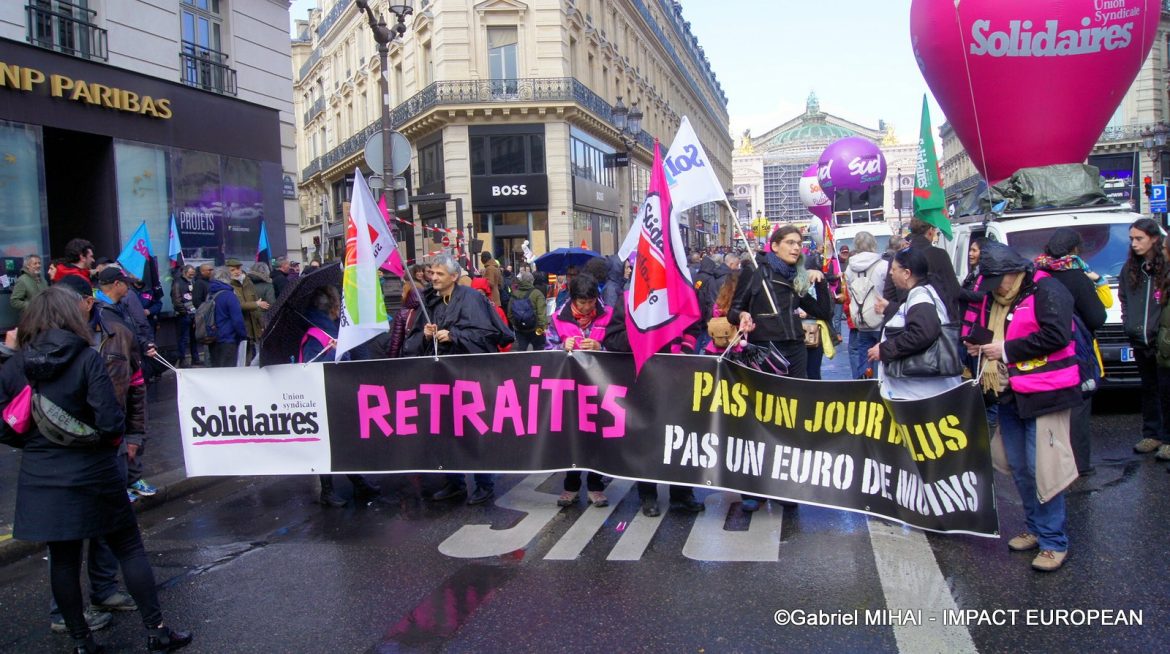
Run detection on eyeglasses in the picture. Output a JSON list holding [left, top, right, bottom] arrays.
[[779, 239, 802, 247]]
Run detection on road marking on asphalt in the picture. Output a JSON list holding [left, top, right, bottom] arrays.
[[607, 483, 667, 560], [867, 519, 977, 654], [682, 492, 782, 562], [544, 478, 635, 560], [439, 474, 562, 559]]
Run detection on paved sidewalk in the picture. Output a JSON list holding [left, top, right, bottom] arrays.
[[0, 370, 218, 564]]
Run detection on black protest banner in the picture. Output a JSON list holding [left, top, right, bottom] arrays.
[[324, 350, 995, 535]]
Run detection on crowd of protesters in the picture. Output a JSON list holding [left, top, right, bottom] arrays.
[[3, 214, 1170, 650]]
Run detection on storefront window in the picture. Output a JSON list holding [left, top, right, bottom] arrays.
[[0, 121, 47, 261], [221, 156, 263, 262], [114, 141, 172, 310], [573, 211, 595, 251], [172, 149, 221, 264], [599, 215, 615, 255], [489, 135, 526, 175]]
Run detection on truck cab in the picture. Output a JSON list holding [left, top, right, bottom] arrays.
[[941, 206, 1140, 387]]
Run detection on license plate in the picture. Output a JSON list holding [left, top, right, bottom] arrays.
[[1121, 347, 1135, 363]]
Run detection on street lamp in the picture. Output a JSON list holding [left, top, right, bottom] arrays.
[[355, 0, 413, 247], [1142, 123, 1169, 221], [895, 167, 907, 233], [612, 95, 643, 237]]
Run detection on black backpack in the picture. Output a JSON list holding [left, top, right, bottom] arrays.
[[194, 291, 225, 344], [510, 293, 538, 332]]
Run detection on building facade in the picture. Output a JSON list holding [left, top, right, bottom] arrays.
[[0, 0, 298, 329], [291, 0, 734, 269], [941, 4, 1170, 213], [731, 93, 916, 236]]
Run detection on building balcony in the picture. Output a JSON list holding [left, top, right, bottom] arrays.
[[303, 97, 326, 126], [316, 0, 350, 39], [180, 41, 237, 97], [1098, 122, 1165, 144], [301, 77, 656, 182], [298, 48, 322, 82], [26, 1, 108, 62]]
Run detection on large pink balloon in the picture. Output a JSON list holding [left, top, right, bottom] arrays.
[[799, 164, 833, 221], [911, 0, 1159, 184]]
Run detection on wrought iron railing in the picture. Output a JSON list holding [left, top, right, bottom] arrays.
[[1098, 122, 1167, 143], [302, 77, 657, 180], [303, 97, 326, 126], [180, 41, 237, 96], [26, 1, 108, 61], [316, 0, 350, 39], [298, 48, 322, 81]]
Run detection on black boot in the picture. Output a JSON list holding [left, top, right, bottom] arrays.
[[73, 635, 104, 654], [352, 476, 381, 503], [319, 477, 346, 507], [147, 625, 192, 652]]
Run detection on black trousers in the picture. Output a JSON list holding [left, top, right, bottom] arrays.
[[210, 341, 238, 368], [1134, 348, 1170, 441], [49, 523, 163, 640], [769, 340, 808, 380], [564, 471, 604, 492], [514, 331, 546, 352], [1070, 397, 1093, 473], [636, 481, 695, 501]]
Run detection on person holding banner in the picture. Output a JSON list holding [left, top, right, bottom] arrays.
[[404, 254, 501, 505], [297, 286, 383, 508], [545, 273, 611, 508], [965, 244, 1080, 572], [728, 226, 830, 379], [866, 247, 962, 401]]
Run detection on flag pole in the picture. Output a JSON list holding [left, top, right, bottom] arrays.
[[721, 198, 779, 315]]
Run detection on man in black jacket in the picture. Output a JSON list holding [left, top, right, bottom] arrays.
[[879, 219, 961, 321], [271, 257, 291, 299], [1035, 228, 1106, 475]]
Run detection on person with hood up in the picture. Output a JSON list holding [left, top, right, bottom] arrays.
[[297, 285, 382, 507], [844, 232, 889, 379], [965, 242, 1080, 572], [206, 267, 246, 368], [507, 271, 548, 351], [0, 287, 192, 654], [10, 254, 48, 314]]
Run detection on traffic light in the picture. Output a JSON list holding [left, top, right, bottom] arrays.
[[1145, 176, 1153, 197]]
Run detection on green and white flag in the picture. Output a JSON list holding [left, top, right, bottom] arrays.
[[913, 95, 950, 238], [337, 169, 389, 358]]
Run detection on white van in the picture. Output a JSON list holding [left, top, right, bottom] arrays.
[[941, 206, 1141, 387], [832, 213, 895, 255]]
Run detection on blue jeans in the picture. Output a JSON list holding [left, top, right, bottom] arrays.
[[999, 402, 1067, 552], [849, 330, 880, 379]]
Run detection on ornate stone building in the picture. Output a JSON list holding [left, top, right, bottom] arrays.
[[731, 93, 916, 235], [291, 0, 733, 266]]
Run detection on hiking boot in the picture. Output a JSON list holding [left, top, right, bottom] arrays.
[[1134, 438, 1163, 454], [672, 495, 705, 513], [1156, 444, 1170, 461], [467, 486, 494, 506], [129, 479, 158, 497], [641, 498, 661, 517], [587, 491, 608, 507], [147, 625, 193, 652], [319, 482, 346, 508], [51, 607, 112, 633], [1008, 532, 1039, 552], [557, 490, 577, 507], [1032, 549, 1067, 572], [93, 591, 137, 612]]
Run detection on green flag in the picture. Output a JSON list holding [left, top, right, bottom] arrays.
[[913, 95, 950, 238]]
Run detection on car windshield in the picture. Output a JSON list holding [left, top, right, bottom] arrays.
[[835, 235, 890, 254], [1006, 223, 1132, 282]]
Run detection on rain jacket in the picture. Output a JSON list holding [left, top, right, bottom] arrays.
[[402, 284, 503, 355], [9, 267, 48, 313], [208, 280, 246, 344], [1119, 259, 1161, 350]]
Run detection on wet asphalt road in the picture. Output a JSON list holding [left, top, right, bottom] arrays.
[[0, 353, 1167, 653]]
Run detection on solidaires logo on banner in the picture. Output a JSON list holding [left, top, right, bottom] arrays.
[[177, 351, 996, 536]]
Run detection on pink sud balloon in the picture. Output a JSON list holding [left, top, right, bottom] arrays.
[[799, 164, 833, 221], [911, 0, 1159, 184], [817, 137, 888, 200]]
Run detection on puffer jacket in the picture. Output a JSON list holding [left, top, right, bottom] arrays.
[[1119, 259, 1161, 350], [387, 288, 421, 358]]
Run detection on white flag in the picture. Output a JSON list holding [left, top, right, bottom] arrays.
[[620, 116, 727, 261], [336, 169, 390, 358]]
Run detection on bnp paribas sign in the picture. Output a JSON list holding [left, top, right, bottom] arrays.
[[0, 60, 173, 119]]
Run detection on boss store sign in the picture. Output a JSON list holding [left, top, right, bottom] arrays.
[[471, 174, 548, 210]]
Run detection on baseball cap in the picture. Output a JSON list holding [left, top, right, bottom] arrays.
[[96, 266, 130, 286]]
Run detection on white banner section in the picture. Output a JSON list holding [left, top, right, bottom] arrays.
[[178, 364, 331, 476]]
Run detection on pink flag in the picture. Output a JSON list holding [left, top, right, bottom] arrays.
[[624, 140, 700, 373], [375, 196, 407, 277]]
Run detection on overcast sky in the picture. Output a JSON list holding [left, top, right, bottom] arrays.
[[287, 0, 945, 145]]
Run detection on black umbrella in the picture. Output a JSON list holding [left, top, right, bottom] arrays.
[[258, 262, 342, 366]]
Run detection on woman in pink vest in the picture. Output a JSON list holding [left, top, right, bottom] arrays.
[[546, 274, 613, 508], [966, 243, 1081, 572]]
